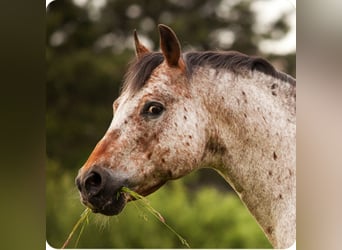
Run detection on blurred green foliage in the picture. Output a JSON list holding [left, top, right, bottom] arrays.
[[47, 0, 294, 248]]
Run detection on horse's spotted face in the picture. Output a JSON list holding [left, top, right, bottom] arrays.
[[75, 57, 207, 215], [75, 24, 208, 216]]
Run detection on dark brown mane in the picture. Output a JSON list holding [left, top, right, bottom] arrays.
[[185, 51, 296, 85], [122, 51, 296, 94]]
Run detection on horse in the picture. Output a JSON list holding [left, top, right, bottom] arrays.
[[75, 24, 296, 248]]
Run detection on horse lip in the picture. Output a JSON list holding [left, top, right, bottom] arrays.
[[82, 190, 128, 216], [80, 180, 167, 214], [97, 192, 127, 216]]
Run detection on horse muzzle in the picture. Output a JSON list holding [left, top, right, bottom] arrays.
[[75, 165, 128, 216]]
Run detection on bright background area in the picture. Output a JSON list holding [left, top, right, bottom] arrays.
[[47, 0, 296, 55]]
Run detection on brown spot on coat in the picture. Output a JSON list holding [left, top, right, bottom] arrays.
[[241, 91, 248, 104], [288, 169, 293, 176], [267, 226, 273, 234], [273, 151, 278, 160], [205, 137, 226, 155]]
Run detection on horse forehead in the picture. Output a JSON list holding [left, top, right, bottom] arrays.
[[111, 64, 189, 127], [147, 70, 192, 101], [109, 93, 137, 127], [148, 65, 172, 84]]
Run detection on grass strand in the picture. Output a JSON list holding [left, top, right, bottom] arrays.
[[63, 188, 190, 248], [61, 207, 91, 249], [121, 187, 190, 248]]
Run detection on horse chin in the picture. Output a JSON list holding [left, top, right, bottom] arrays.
[[138, 180, 167, 197]]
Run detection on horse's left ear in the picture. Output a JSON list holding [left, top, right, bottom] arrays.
[[134, 30, 150, 59], [158, 24, 185, 69]]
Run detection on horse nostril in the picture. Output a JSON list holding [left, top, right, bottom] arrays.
[[84, 171, 102, 196]]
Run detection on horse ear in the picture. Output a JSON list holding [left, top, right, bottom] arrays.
[[158, 24, 184, 68], [134, 30, 150, 59]]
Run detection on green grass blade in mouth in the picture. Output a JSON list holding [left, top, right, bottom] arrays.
[[61, 207, 91, 249], [63, 188, 190, 248], [121, 187, 190, 248]]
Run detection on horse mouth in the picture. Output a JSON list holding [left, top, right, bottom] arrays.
[[82, 190, 128, 216], [81, 181, 166, 216]]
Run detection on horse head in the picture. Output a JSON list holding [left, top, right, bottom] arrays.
[[75, 25, 207, 215]]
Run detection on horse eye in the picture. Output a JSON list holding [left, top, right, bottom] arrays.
[[142, 102, 165, 118]]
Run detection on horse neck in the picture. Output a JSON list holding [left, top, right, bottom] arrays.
[[192, 67, 296, 248]]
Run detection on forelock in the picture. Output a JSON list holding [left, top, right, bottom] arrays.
[[121, 52, 164, 95]]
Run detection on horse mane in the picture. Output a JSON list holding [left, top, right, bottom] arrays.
[[185, 51, 296, 85], [122, 51, 296, 94]]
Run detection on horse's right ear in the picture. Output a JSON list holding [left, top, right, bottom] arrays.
[[158, 24, 185, 70], [134, 30, 150, 59]]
